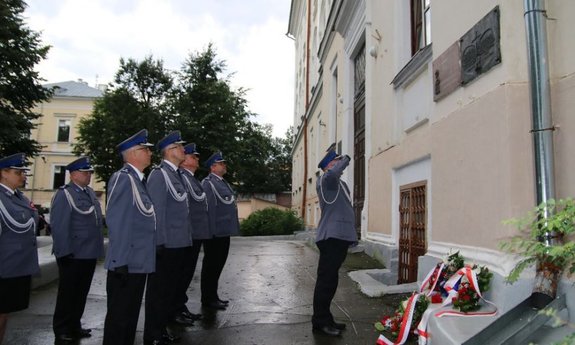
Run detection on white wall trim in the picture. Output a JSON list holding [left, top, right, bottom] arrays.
[[427, 241, 522, 278]]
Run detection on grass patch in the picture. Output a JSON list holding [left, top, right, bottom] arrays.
[[343, 251, 385, 271]]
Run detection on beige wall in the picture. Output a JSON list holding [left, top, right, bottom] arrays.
[[237, 199, 289, 222], [290, 0, 575, 266], [26, 96, 105, 210]]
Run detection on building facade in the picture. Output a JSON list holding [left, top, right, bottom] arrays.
[[288, 0, 574, 325], [26, 80, 105, 212]]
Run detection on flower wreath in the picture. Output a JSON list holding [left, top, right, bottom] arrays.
[[375, 251, 495, 345]]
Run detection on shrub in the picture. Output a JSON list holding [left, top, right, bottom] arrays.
[[240, 207, 304, 236]]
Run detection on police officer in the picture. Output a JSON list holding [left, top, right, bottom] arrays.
[[103, 130, 156, 345], [144, 131, 191, 345], [0, 153, 39, 344], [312, 143, 357, 337], [50, 157, 104, 343], [173, 143, 209, 324], [201, 152, 239, 310]]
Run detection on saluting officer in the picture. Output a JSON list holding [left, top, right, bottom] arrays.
[[50, 157, 104, 343], [103, 129, 156, 345], [312, 143, 357, 337], [144, 131, 190, 345], [173, 143, 209, 324], [201, 152, 239, 310], [0, 153, 39, 344]]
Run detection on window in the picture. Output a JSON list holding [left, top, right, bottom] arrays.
[[57, 119, 71, 142], [411, 0, 431, 56], [53, 165, 66, 189]]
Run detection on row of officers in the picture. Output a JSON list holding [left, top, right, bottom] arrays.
[[0, 129, 240, 345]]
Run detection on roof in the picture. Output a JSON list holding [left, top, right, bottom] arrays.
[[43, 80, 103, 98]]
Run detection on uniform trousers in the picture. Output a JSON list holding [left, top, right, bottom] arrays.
[[312, 238, 351, 327], [173, 240, 203, 316], [144, 246, 188, 341], [53, 258, 96, 335], [201, 236, 230, 303], [103, 271, 147, 345]]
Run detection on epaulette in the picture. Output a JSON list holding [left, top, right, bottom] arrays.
[[151, 164, 161, 170], [59, 184, 69, 190], [119, 167, 130, 174]]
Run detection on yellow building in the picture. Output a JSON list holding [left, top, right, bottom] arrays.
[[25, 80, 105, 213]]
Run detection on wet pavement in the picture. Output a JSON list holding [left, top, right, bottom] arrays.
[[5, 239, 397, 345]]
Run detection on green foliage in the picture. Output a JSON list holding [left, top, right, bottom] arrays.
[[240, 207, 304, 236], [75, 44, 292, 194], [500, 198, 575, 283], [172, 44, 292, 193], [74, 56, 173, 186], [0, 0, 53, 156]]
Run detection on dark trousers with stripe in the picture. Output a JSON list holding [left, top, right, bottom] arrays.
[[201, 236, 230, 303], [144, 247, 188, 341], [173, 240, 203, 315], [53, 258, 97, 336], [312, 238, 350, 327], [103, 271, 147, 345]]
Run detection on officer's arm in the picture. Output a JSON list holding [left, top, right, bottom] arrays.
[[323, 155, 351, 186], [202, 178, 217, 234], [147, 169, 167, 246], [105, 173, 132, 268], [49, 189, 73, 258]]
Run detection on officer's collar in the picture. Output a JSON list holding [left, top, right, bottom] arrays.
[[162, 159, 179, 172], [126, 163, 145, 181], [0, 183, 14, 195]]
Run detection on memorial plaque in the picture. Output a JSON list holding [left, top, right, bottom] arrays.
[[433, 42, 462, 101], [460, 6, 501, 85]]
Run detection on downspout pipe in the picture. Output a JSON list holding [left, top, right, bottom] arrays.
[[300, 0, 311, 225], [524, 0, 556, 216], [524, 0, 558, 307]]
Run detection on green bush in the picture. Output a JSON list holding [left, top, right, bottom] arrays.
[[240, 207, 304, 236]]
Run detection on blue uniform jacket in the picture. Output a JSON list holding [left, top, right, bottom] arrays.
[[104, 165, 156, 273], [181, 169, 210, 240], [147, 161, 192, 248], [0, 186, 40, 278], [50, 183, 104, 259], [315, 156, 358, 244], [202, 173, 239, 237]]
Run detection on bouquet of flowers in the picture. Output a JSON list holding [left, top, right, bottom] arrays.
[[375, 294, 430, 340], [451, 265, 493, 312], [427, 251, 465, 296]]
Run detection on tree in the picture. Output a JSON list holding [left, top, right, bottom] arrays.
[[171, 44, 258, 188], [74, 56, 174, 187], [0, 0, 52, 157], [76, 45, 292, 193]]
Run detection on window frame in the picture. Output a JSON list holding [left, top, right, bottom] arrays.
[[52, 165, 67, 189], [57, 118, 71, 143], [410, 0, 431, 56]]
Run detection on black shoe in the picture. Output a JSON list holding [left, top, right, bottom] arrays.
[[217, 297, 229, 304], [144, 340, 168, 345], [75, 328, 92, 338], [181, 310, 203, 321], [54, 333, 76, 344], [172, 314, 194, 326], [162, 331, 181, 343], [202, 300, 227, 310], [313, 325, 342, 337], [332, 322, 346, 330]]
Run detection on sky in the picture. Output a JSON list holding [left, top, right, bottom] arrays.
[[24, 0, 295, 138]]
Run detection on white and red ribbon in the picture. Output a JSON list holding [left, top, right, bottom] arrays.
[[377, 293, 423, 345]]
